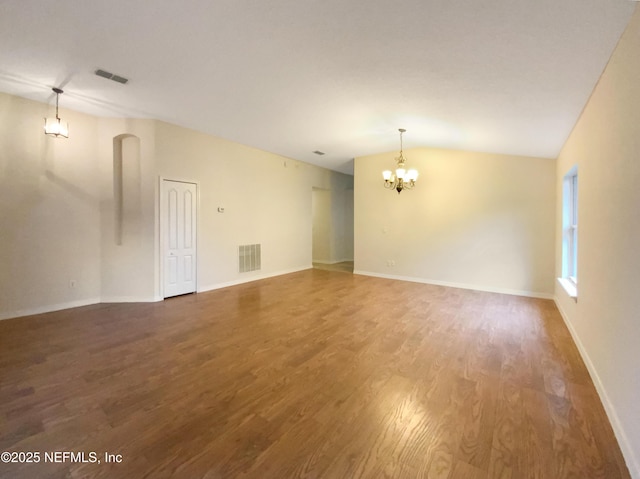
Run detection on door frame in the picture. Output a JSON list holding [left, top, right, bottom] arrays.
[[158, 176, 200, 299]]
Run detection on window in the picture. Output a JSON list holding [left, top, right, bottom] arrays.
[[560, 166, 578, 297]]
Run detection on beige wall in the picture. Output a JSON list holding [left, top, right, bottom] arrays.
[[555, 8, 640, 477], [0, 93, 102, 319], [333, 187, 354, 262], [354, 147, 556, 297], [312, 188, 332, 263], [154, 121, 353, 292], [0, 94, 353, 318], [98, 118, 158, 302], [312, 187, 354, 264]]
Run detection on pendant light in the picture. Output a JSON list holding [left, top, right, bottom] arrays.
[[44, 87, 69, 138]]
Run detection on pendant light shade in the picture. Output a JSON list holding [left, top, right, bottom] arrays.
[[44, 87, 69, 138]]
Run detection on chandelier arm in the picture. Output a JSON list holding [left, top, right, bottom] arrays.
[[383, 180, 397, 190]]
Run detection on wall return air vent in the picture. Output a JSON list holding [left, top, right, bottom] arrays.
[[239, 244, 261, 273]]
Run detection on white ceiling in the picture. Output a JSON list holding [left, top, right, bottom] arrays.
[[0, 1, 636, 174]]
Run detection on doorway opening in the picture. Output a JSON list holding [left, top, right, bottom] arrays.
[[311, 187, 354, 274]]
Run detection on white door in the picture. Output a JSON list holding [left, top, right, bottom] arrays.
[[161, 180, 197, 298]]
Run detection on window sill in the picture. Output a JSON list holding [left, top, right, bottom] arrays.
[[557, 277, 577, 302]]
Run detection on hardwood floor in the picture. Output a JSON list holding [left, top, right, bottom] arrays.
[[0, 269, 630, 478], [312, 261, 354, 273]]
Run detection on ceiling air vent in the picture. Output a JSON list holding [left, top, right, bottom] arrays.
[[95, 69, 129, 84]]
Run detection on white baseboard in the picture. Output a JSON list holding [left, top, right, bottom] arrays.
[[0, 268, 313, 321], [554, 297, 640, 479], [353, 270, 554, 299], [0, 297, 101, 321], [100, 296, 161, 303], [198, 265, 312, 293], [312, 258, 354, 265]]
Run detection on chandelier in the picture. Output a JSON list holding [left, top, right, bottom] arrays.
[[44, 87, 69, 138], [382, 128, 418, 193]]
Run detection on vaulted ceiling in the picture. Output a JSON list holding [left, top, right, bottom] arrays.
[[0, 0, 636, 174]]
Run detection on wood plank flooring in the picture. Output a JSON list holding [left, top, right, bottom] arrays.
[[312, 262, 354, 274], [0, 269, 630, 478]]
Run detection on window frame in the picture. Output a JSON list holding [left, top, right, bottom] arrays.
[[560, 166, 578, 298]]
